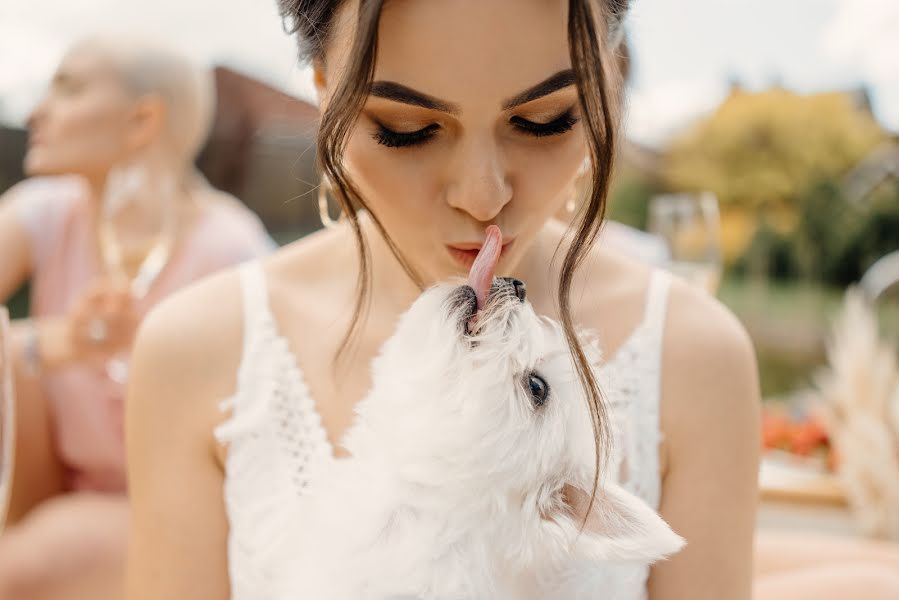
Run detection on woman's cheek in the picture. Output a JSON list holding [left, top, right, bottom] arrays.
[[344, 135, 437, 218], [64, 97, 131, 169], [344, 136, 448, 280], [507, 137, 584, 216]]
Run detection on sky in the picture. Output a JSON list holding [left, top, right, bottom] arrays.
[[1, 0, 897, 147]]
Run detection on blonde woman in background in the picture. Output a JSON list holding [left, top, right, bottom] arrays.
[[0, 35, 274, 599]]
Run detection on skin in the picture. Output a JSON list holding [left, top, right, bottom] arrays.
[[0, 43, 213, 600], [125, 1, 759, 599], [753, 532, 899, 599]]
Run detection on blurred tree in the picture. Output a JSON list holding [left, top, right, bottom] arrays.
[[607, 174, 659, 229], [663, 87, 885, 213], [840, 180, 899, 284], [735, 220, 800, 281], [739, 178, 899, 286], [605, 139, 664, 229], [792, 179, 860, 284]]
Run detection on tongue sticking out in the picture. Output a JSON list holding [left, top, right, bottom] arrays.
[[467, 225, 503, 310]]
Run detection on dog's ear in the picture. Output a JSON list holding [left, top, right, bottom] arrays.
[[562, 482, 685, 563]]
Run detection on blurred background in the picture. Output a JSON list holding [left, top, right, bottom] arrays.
[[2, 0, 898, 540]]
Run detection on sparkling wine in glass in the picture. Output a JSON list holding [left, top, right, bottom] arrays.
[[649, 192, 723, 294], [98, 167, 177, 383], [0, 306, 16, 532]]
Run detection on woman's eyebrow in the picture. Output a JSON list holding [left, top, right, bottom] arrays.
[[369, 68, 577, 115], [369, 81, 460, 115], [501, 69, 576, 110]]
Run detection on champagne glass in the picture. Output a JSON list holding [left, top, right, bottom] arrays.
[[649, 192, 723, 294], [98, 165, 177, 383], [0, 306, 16, 532]]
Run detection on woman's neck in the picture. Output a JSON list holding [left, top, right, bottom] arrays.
[[80, 172, 105, 207]]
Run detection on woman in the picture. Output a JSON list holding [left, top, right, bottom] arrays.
[[0, 36, 274, 598], [126, 1, 899, 598], [125, 1, 760, 598]]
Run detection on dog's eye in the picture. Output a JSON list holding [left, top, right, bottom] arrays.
[[527, 373, 549, 408]]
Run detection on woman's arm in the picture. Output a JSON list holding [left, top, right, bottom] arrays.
[[1, 182, 131, 372], [648, 283, 761, 600], [1, 186, 70, 521], [0, 186, 34, 303], [1, 183, 73, 373], [126, 272, 244, 600]]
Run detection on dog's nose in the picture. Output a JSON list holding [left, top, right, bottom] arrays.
[[511, 279, 526, 302], [498, 277, 526, 302]]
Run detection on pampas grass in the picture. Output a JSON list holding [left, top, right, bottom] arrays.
[[815, 288, 899, 540]]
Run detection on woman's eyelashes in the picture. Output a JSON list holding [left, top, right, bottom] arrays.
[[372, 108, 580, 148], [509, 110, 579, 138], [373, 122, 440, 148]]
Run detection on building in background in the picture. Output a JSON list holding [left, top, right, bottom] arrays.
[[198, 67, 322, 237]]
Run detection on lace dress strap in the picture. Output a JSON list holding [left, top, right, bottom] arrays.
[[605, 269, 673, 509], [214, 261, 272, 442], [239, 261, 272, 344], [215, 261, 335, 599], [634, 269, 672, 509], [643, 269, 673, 393]]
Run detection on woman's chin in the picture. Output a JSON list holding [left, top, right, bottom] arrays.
[[23, 152, 56, 177], [23, 153, 84, 179]]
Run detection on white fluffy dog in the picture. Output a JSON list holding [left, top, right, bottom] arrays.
[[270, 277, 684, 599]]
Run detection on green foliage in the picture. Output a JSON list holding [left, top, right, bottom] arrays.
[[793, 180, 860, 283], [7, 284, 30, 320], [736, 221, 800, 280], [738, 178, 899, 286], [842, 183, 899, 279], [606, 174, 659, 229], [664, 89, 885, 212]]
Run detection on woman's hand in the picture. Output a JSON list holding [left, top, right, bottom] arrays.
[[26, 278, 139, 371], [65, 278, 139, 365]]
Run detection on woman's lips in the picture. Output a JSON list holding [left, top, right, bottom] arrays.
[[446, 239, 514, 269]]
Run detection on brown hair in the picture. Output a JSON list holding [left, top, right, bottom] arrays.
[[279, 0, 629, 519]]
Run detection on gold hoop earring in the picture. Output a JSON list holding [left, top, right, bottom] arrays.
[[318, 177, 343, 229]]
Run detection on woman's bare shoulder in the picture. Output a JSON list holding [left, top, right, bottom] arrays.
[[130, 228, 344, 420], [664, 277, 757, 395], [568, 229, 757, 411], [649, 279, 760, 597], [570, 224, 755, 378], [126, 267, 243, 598], [659, 276, 760, 485], [129, 267, 248, 444]]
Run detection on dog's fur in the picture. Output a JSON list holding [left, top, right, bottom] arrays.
[[270, 279, 684, 599]]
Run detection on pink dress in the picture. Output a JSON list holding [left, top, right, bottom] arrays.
[[11, 175, 276, 493]]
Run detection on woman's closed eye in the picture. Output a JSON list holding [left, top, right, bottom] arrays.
[[510, 109, 579, 138], [373, 122, 440, 148], [372, 108, 580, 148]]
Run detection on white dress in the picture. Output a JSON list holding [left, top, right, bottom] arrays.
[[215, 262, 673, 600]]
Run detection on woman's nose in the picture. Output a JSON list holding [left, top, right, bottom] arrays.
[[445, 139, 512, 222], [27, 97, 48, 130]]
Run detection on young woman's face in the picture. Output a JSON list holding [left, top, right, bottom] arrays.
[[320, 0, 587, 284], [25, 47, 137, 180]]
